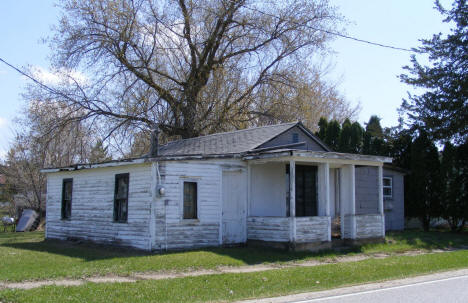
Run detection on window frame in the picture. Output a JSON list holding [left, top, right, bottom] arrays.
[[61, 178, 73, 220], [383, 176, 393, 199], [113, 173, 130, 223], [182, 181, 198, 220]]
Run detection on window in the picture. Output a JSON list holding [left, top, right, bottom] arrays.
[[292, 133, 299, 143], [183, 182, 197, 219], [61, 178, 73, 219], [114, 173, 129, 222], [383, 177, 393, 199]]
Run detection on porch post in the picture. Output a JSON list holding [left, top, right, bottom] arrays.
[[350, 164, 356, 239], [289, 160, 296, 245], [378, 165, 385, 237], [324, 163, 330, 217], [319, 162, 331, 241], [340, 164, 356, 239]]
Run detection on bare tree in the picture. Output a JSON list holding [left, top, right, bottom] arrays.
[[28, 0, 343, 140], [251, 66, 360, 130], [1, 101, 98, 215]]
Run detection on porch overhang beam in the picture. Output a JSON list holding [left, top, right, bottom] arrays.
[[244, 151, 392, 167]]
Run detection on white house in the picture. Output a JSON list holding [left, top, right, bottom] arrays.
[[41, 122, 398, 251]]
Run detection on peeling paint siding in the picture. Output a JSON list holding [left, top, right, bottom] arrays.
[[355, 166, 379, 215], [343, 215, 353, 239], [156, 159, 246, 250], [355, 214, 384, 238], [247, 217, 290, 242], [45, 164, 152, 250], [295, 217, 330, 243]]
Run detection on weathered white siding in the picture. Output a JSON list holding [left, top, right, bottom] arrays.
[[343, 214, 353, 239], [247, 217, 289, 242], [45, 164, 152, 250], [355, 214, 384, 239], [154, 159, 246, 250], [250, 163, 287, 216], [295, 216, 330, 243]]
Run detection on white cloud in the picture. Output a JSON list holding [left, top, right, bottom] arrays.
[[0, 117, 8, 128], [27, 66, 88, 86]]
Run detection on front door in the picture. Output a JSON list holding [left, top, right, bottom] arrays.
[[222, 170, 246, 244]]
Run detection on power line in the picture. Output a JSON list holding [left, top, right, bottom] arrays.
[[243, 5, 414, 53], [0, 57, 55, 93]]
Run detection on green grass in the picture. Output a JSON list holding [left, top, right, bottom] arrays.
[[0, 249, 467, 303], [0, 230, 467, 283]]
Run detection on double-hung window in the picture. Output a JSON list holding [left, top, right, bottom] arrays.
[[114, 173, 129, 223], [61, 178, 73, 219], [383, 177, 393, 199], [183, 181, 197, 219]]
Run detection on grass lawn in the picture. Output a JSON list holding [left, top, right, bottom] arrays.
[[0, 230, 467, 283], [0, 249, 467, 303]]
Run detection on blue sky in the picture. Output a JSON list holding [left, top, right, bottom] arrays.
[[0, 0, 451, 159]]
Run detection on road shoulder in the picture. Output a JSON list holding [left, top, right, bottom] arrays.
[[236, 268, 468, 303]]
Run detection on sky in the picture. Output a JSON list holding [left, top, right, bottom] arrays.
[[0, 0, 452, 160]]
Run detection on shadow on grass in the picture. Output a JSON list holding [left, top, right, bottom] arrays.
[[1, 230, 467, 264], [1, 238, 151, 261], [1, 233, 355, 264], [385, 229, 468, 250]]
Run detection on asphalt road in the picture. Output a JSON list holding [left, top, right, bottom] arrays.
[[294, 275, 468, 303], [238, 269, 468, 303]]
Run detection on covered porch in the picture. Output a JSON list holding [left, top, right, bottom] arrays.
[[243, 150, 391, 250]]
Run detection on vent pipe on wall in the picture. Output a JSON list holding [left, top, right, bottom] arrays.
[[149, 123, 160, 157]]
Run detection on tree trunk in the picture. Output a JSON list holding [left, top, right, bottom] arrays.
[[421, 216, 430, 232]]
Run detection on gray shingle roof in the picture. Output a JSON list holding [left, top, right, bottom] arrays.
[[159, 122, 298, 156]]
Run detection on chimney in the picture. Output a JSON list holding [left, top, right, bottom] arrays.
[[149, 123, 159, 157]]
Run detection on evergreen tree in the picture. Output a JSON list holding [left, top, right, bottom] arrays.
[[441, 142, 467, 231], [349, 122, 364, 154], [88, 140, 112, 163], [400, 0, 468, 143], [407, 131, 442, 231], [316, 117, 328, 141], [325, 120, 341, 151], [363, 115, 385, 155], [338, 119, 352, 153]]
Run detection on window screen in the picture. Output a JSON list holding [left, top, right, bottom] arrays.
[[183, 182, 197, 219]]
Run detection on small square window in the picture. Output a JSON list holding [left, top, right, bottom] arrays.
[[383, 177, 392, 199], [183, 182, 197, 219]]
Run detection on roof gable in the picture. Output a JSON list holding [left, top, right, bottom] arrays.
[[254, 124, 330, 152], [158, 122, 330, 156]]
